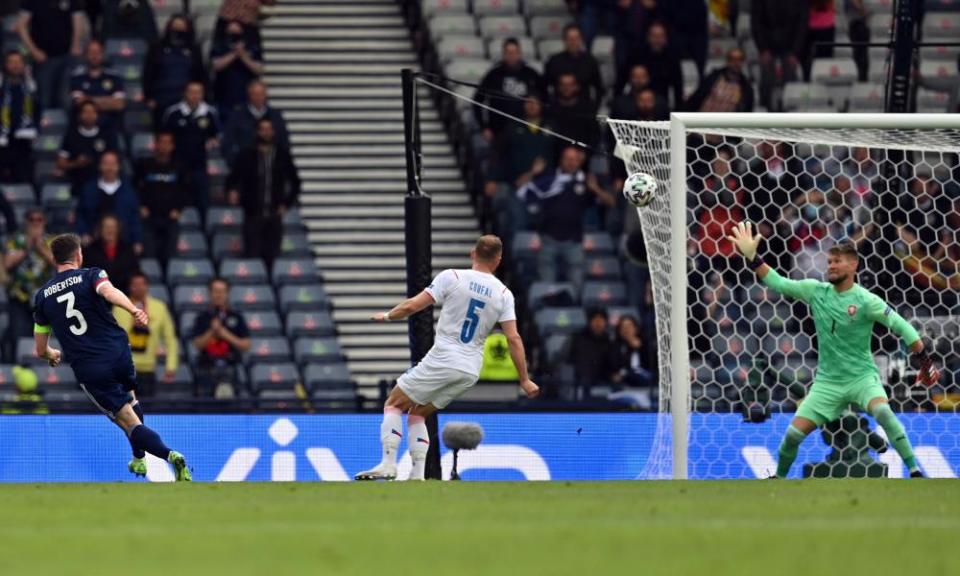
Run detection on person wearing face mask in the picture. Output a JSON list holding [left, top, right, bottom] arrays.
[[142, 14, 207, 128], [686, 48, 754, 113], [77, 151, 144, 254], [215, 0, 277, 55], [56, 100, 120, 198], [211, 19, 264, 127]]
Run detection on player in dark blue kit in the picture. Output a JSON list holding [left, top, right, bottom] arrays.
[[33, 234, 191, 481]]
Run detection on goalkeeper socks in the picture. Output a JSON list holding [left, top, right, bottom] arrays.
[[776, 425, 808, 478], [129, 425, 171, 461], [129, 402, 146, 459], [380, 407, 403, 467], [407, 415, 429, 481], [871, 403, 920, 473]]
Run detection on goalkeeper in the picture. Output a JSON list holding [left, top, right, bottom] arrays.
[[726, 222, 941, 478]]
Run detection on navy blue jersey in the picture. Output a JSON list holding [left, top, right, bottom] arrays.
[[33, 267, 130, 364]]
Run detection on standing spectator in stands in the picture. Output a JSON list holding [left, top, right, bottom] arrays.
[[607, 88, 664, 188], [575, 0, 617, 51], [545, 24, 604, 104], [211, 19, 264, 127], [686, 48, 754, 113], [16, 0, 84, 110], [4, 207, 53, 360], [215, 0, 277, 52], [548, 74, 600, 156], [101, 0, 159, 43], [226, 118, 300, 268], [622, 22, 683, 110], [69, 40, 126, 130], [569, 308, 615, 398], [77, 151, 143, 253], [113, 271, 178, 398], [803, 0, 836, 81], [473, 38, 545, 145], [143, 15, 206, 127], [752, 0, 807, 110], [83, 214, 140, 295], [663, 0, 708, 77], [56, 100, 120, 198], [610, 64, 669, 118], [0, 51, 40, 184], [613, 1, 663, 92], [610, 314, 655, 400], [221, 80, 289, 167], [135, 131, 188, 268], [518, 146, 615, 291], [846, 0, 870, 82], [163, 81, 220, 217], [491, 95, 553, 191], [191, 277, 251, 398]]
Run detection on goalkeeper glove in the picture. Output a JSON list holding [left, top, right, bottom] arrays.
[[726, 221, 763, 263], [914, 349, 941, 387]]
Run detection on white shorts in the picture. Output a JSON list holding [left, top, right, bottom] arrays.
[[396, 361, 478, 409]]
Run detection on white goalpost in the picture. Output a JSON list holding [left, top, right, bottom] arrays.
[[609, 113, 960, 480]]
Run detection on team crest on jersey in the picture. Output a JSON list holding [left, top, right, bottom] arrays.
[[198, 117, 209, 129], [847, 305, 858, 317], [98, 270, 108, 279], [94, 139, 105, 152], [103, 79, 113, 91]]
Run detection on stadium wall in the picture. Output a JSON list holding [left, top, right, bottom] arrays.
[[0, 414, 956, 482]]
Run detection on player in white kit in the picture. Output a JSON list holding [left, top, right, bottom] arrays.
[[355, 235, 539, 481]]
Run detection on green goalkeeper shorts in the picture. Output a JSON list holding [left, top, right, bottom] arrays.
[[795, 373, 888, 426]]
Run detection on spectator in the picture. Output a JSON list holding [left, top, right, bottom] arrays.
[[751, 0, 807, 110], [846, 0, 870, 82], [0, 366, 48, 414], [576, 0, 618, 51], [16, 0, 83, 110], [613, 0, 664, 82], [77, 151, 144, 252], [4, 207, 53, 358], [610, 315, 655, 399], [56, 100, 120, 198], [569, 308, 615, 398], [517, 146, 615, 291], [622, 22, 683, 110], [686, 48, 754, 113], [134, 131, 188, 267], [210, 19, 264, 127], [608, 88, 664, 187], [0, 51, 40, 184], [548, 73, 600, 156], [803, 0, 836, 81], [69, 40, 126, 129], [226, 118, 301, 267], [191, 277, 251, 398], [610, 64, 667, 118], [143, 15, 206, 127], [162, 81, 220, 216], [101, 0, 159, 43], [544, 24, 604, 104], [473, 38, 545, 144], [221, 80, 290, 167], [0, 185, 15, 238], [113, 271, 178, 397], [215, 0, 277, 53], [83, 214, 140, 296], [663, 0, 708, 77]]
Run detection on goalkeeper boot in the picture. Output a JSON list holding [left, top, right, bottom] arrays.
[[128, 457, 147, 478], [910, 469, 925, 479], [168, 451, 192, 482], [354, 463, 397, 481]]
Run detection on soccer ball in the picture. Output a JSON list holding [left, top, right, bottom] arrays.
[[623, 172, 657, 208]]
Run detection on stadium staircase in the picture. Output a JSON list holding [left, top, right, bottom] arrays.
[[262, 0, 479, 392]]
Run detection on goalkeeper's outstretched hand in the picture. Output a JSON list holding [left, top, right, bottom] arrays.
[[916, 354, 941, 387], [726, 221, 763, 261]]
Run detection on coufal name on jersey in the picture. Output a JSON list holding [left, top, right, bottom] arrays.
[[42, 276, 83, 298], [468, 281, 492, 298]]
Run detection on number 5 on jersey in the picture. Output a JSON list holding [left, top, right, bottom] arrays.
[[460, 298, 486, 343], [57, 292, 88, 335]]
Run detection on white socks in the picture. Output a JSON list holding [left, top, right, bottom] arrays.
[[379, 407, 403, 467], [407, 414, 430, 481]]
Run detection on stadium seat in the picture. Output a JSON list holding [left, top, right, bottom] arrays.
[[17, 337, 60, 365], [175, 231, 209, 259], [40, 109, 67, 132], [919, 59, 959, 82], [285, 311, 336, 338], [920, 44, 960, 62], [591, 36, 615, 63], [105, 38, 148, 62], [474, 0, 519, 16], [124, 108, 152, 134], [916, 88, 951, 112], [220, 258, 269, 285], [534, 307, 586, 338], [282, 208, 306, 232], [812, 58, 857, 85], [582, 232, 615, 255], [139, 258, 163, 284], [606, 306, 639, 327], [130, 133, 154, 159], [305, 363, 354, 400], [0, 364, 14, 386], [847, 83, 885, 112], [154, 365, 195, 398], [229, 284, 277, 311], [34, 365, 77, 388], [428, 14, 476, 40], [536, 38, 564, 60], [172, 285, 210, 313], [211, 232, 245, 261], [294, 337, 343, 365], [512, 231, 542, 259], [249, 362, 301, 393], [584, 256, 623, 280], [32, 134, 61, 159], [923, 12, 960, 39], [421, 0, 468, 18], [279, 285, 330, 313], [40, 183, 71, 209], [149, 284, 171, 305], [524, 0, 569, 16], [529, 15, 570, 39], [178, 207, 201, 231], [782, 82, 832, 111], [437, 35, 487, 63], [867, 13, 892, 36], [478, 15, 526, 39], [166, 258, 215, 286], [485, 36, 536, 59], [272, 258, 321, 286], [444, 58, 491, 84], [243, 310, 283, 337], [1, 183, 34, 206], [280, 232, 312, 257], [206, 206, 243, 235], [178, 311, 198, 336], [246, 337, 292, 365], [528, 281, 577, 310], [543, 333, 571, 365], [582, 281, 627, 308]]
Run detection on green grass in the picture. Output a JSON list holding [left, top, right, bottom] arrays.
[[0, 481, 957, 576]]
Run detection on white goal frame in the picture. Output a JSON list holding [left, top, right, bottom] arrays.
[[661, 113, 960, 479]]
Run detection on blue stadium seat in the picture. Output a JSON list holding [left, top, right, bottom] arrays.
[[284, 311, 336, 338], [178, 311, 198, 336], [175, 231, 209, 259], [246, 337, 292, 365], [153, 365, 195, 398], [220, 258, 268, 285], [585, 256, 623, 280], [212, 232, 244, 261], [543, 333, 571, 365], [534, 308, 586, 338], [527, 281, 576, 310], [206, 207, 243, 235], [105, 38, 148, 62], [282, 208, 306, 232], [33, 134, 61, 159], [582, 281, 627, 308], [166, 258, 215, 286], [512, 231, 542, 260], [130, 133, 154, 160], [294, 337, 342, 365], [280, 232, 312, 257], [149, 284, 171, 305], [17, 337, 60, 365], [0, 364, 14, 386], [1, 183, 34, 206], [178, 207, 201, 231], [40, 109, 67, 132], [172, 285, 210, 313], [305, 363, 354, 401], [582, 232, 615, 255], [272, 258, 320, 286], [244, 310, 283, 337], [279, 285, 330, 313], [34, 365, 77, 388], [229, 284, 277, 311], [40, 183, 71, 209], [249, 362, 301, 393], [139, 259, 163, 284]]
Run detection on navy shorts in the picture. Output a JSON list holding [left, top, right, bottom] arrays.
[[73, 352, 137, 419]]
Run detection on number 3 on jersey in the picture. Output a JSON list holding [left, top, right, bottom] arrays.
[[56, 292, 87, 335], [460, 298, 486, 343]]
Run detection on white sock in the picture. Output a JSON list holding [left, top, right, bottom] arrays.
[[379, 407, 403, 467], [407, 415, 429, 480]]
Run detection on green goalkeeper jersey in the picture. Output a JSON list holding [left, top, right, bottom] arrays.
[[761, 268, 921, 384]]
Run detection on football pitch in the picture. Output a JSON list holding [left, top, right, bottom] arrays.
[[0, 480, 956, 576]]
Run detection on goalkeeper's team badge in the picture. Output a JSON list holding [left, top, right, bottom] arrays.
[[848, 305, 858, 317]]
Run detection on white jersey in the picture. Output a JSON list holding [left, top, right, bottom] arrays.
[[422, 268, 516, 377]]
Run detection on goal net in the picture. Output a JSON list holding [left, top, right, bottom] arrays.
[[608, 114, 960, 479]]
